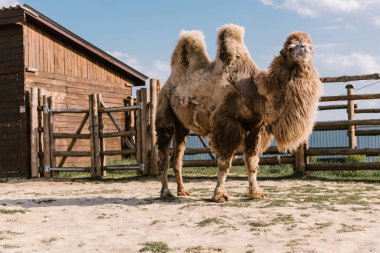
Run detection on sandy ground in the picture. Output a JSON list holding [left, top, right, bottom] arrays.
[[0, 177, 379, 253]]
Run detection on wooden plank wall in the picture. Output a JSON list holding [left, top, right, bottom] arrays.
[[23, 23, 134, 167], [0, 25, 28, 177]]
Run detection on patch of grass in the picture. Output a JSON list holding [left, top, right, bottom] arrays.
[[248, 219, 272, 230], [260, 199, 289, 208], [0, 209, 26, 215], [41, 237, 60, 245], [313, 221, 334, 230], [272, 214, 295, 225], [150, 220, 164, 225], [0, 244, 20, 249], [337, 224, 364, 233], [185, 246, 224, 253], [139, 241, 170, 253], [197, 218, 224, 227]]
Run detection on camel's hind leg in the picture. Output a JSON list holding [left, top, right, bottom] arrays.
[[172, 124, 190, 196], [157, 127, 174, 198]]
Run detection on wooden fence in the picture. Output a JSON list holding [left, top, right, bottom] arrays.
[[29, 75, 380, 178], [29, 79, 161, 177]]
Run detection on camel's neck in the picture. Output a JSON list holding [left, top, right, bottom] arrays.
[[269, 61, 322, 152]]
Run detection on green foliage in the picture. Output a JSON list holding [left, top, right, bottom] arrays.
[[346, 155, 366, 163], [139, 241, 170, 253]]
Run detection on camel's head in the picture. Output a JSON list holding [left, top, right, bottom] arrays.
[[281, 32, 313, 65]]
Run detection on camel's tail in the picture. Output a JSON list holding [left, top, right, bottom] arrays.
[[171, 30, 210, 75], [216, 24, 251, 66]]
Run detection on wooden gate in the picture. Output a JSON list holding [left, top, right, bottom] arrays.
[[29, 86, 153, 177]]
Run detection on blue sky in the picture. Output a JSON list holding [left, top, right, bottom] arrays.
[[1, 0, 380, 120]]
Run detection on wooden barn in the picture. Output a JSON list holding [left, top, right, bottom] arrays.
[[0, 5, 148, 178]]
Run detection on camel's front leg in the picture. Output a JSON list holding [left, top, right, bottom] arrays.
[[212, 154, 233, 203], [244, 153, 267, 200]]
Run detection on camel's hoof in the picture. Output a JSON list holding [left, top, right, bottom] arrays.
[[160, 188, 174, 199], [177, 189, 190, 197], [249, 190, 268, 201], [211, 192, 230, 203]]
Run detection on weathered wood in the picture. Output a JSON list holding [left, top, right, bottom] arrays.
[[37, 88, 45, 174], [346, 85, 357, 149], [306, 148, 380, 156], [99, 105, 141, 113], [98, 96, 135, 151], [98, 94, 106, 177], [320, 73, 380, 83], [54, 151, 92, 157], [89, 94, 96, 176], [355, 108, 380, 114], [315, 119, 380, 129], [49, 97, 57, 176], [101, 150, 135, 156], [57, 112, 89, 167], [49, 108, 89, 114], [92, 94, 101, 176], [305, 162, 380, 171], [42, 95, 51, 177], [355, 130, 380, 136], [100, 130, 136, 138], [136, 90, 142, 170], [181, 156, 295, 167], [318, 104, 348, 111], [140, 88, 150, 175], [320, 93, 380, 102], [103, 165, 143, 171], [294, 143, 306, 176], [53, 133, 90, 139], [149, 79, 159, 176], [30, 87, 39, 177]]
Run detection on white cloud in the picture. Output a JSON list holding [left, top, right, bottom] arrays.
[[260, 0, 378, 17], [0, 0, 19, 8], [316, 52, 380, 76], [146, 60, 170, 81], [107, 50, 171, 82], [373, 16, 380, 28], [107, 50, 144, 72]]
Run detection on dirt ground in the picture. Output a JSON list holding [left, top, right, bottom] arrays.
[[0, 177, 379, 253]]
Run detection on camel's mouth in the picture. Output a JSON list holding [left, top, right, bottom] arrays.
[[288, 42, 312, 63]]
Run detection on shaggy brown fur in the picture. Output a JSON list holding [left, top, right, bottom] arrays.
[[156, 26, 322, 202], [255, 32, 323, 151]]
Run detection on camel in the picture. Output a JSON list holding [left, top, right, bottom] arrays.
[[155, 24, 322, 202]]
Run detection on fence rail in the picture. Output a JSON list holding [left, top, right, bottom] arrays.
[[29, 74, 380, 178]]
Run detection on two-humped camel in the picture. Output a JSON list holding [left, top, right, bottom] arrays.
[[155, 24, 322, 202]]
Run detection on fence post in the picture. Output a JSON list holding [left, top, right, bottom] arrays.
[[89, 94, 96, 177], [30, 87, 39, 178], [43, 95, 51, 177], [346, 84, 357, 149], [140, 88, 150, 175], [48, 96, 57, 177], [294, 142, 306, 176], [149, 79, 159, 176], [97, 94, 106, 177], [93, 94, 101, 176], [136, 90, 142, 174]]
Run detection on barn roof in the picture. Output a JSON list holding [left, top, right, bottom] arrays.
[[0, 5, 148, 86]]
